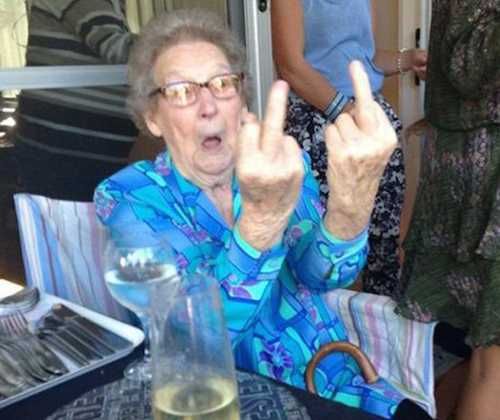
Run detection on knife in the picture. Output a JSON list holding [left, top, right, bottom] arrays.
[[24, 335, 69, 375], [37, 330, 90, 367], [0, 340, 51, 382], [0, 346, 39, 388], [0, 373, 24, 398], [50, 304, 132, 351], [42, 314, 115, 357]]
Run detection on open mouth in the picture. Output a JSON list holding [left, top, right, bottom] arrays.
[[202, 136, 222, 150]]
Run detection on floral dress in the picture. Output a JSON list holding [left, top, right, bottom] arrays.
[[396, 0, 500, 347], [94, 151, 406, 418]]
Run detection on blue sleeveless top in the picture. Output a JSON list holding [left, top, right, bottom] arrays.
[[302, 0, 384, 97]]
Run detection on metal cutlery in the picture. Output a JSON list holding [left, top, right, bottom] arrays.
[[36, 330, 92, 367], [0, 346, 39, 389], [0, 373, 26, 398], [50, 304, 132, 351], [35, 304, 133, 367], [0, 287, 40, 315], [41, 315, 115, 357], [0, 311, 68, 376], [0, 302, 133, 401], [0, 340, 52, 382]]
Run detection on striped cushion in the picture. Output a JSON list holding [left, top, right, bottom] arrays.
[[14, 193, 132, 322], [325, 289, 436, 417]]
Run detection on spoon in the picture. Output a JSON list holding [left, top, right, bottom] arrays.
[[0, 287, 40, 315]]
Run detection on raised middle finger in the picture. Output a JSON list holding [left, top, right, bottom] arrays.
[[349, 61, 378, 133], [260, 80, 289, 154], [350, 60, 374, 110]]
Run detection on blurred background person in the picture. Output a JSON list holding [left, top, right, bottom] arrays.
[[270, 0, 427, 297], [13, 0, 137, 201], [396, 1, 500, 419]]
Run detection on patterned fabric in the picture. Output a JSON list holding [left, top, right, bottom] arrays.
[[14, 0, 138, 201], [285, 93, 404, 297], [94, 151, 407, 418], [396, 0, 500, 347], [424, 0, 500, 131], [13, 193, 132, 322], [325, 289, 436, 417]]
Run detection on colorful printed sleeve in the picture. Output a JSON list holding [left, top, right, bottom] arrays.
[[219, 154, 368, 342], [283, 155, 368, 291], [214, 226, 287, 343], [215, 222, 367, 341]]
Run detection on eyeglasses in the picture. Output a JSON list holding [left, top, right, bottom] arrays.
[[149, 72, 244, 107]]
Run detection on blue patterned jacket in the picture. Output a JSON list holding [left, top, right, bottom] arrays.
[[94, 151, 403, 418]]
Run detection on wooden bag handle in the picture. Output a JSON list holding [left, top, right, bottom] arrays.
[[305, 341, 379, 393]]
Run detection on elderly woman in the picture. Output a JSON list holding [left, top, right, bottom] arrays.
[[94, 9, 428, 419]]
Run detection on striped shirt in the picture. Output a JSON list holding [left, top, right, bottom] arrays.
[[15, 0, 137, 163]]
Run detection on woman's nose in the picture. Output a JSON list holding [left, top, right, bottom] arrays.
[[198, 86, 218, 117]]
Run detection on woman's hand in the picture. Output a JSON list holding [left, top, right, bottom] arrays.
[[407, 48, 427, 80], [236, 81, 304, 250], [324, 61, 397, 240]]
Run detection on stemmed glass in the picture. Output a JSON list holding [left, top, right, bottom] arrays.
[[103, 232, 179, 381]]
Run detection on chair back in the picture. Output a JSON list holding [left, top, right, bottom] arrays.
[[324, 289, 437, 417], [14, 193, 131, 323]]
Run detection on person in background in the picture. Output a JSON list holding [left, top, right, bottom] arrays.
[[94, 9, 432, 419], [396, 1, 500, 419], [13, 0, 137, 201], [270, 0, 427, 297]]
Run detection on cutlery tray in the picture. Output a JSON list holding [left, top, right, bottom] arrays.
[[0, 293, 143, 410]]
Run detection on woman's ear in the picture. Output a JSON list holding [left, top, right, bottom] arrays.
[[144, 111, 163, 138]]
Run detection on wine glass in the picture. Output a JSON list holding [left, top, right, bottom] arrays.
[[103, 233, 179, 381]]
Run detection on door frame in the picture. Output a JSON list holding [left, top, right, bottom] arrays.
[[398, 0, 432, 129], [243, 1, 273, 118]]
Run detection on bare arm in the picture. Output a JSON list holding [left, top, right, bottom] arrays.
[[374, 49, 427, 79], [371, 1, 427, 79], [270, 0, 336, 112]]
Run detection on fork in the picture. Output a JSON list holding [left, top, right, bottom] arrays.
[[0, 312, 68, 376], [0, 311, 29, 335], [0, 313, 53, 382]]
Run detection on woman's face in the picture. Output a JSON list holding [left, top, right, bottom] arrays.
[[145, 41, 244, 189]]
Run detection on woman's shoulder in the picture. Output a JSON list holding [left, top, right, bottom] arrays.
[[94, 154, 165, 207], [94, 155, 169, 222], [102, 153, 170, 192]]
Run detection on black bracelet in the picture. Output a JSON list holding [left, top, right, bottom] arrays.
[[324, 91, 350, 122]]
